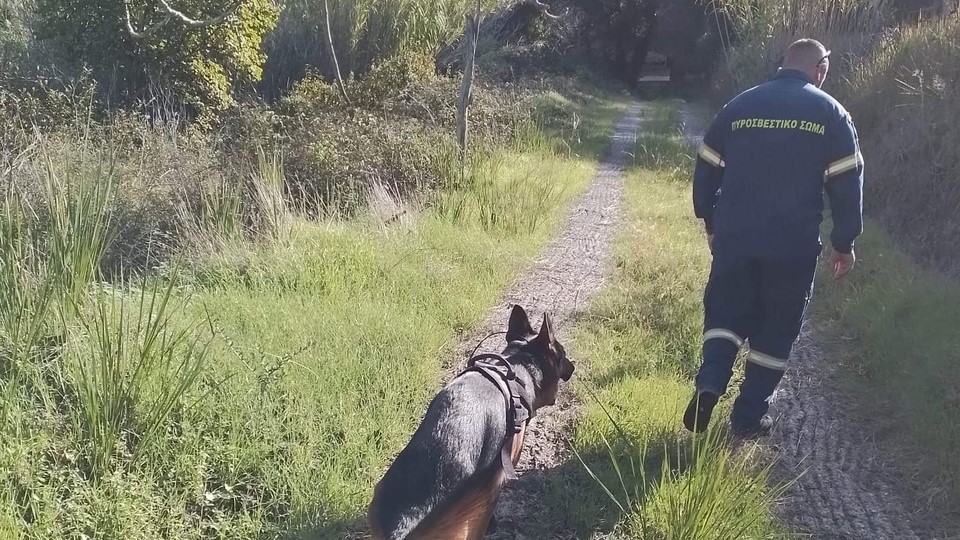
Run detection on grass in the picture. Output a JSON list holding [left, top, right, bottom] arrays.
[[709, 0, 889, 102], [839, 18, 960, 272], [0, 86, 627, 539], [184, 150, 597, 536], [813, 221, 960, 528], [541, 100, 784, 539]]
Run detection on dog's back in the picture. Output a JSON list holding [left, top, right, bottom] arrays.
[[368, 373, 508, 540]]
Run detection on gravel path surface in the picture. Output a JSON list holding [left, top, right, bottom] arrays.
[[446, 103, 645, 540]]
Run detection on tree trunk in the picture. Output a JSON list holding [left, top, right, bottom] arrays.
[[456, 15, 479, 160]]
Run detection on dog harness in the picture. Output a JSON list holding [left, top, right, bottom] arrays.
[[460, 348, 533, 481]]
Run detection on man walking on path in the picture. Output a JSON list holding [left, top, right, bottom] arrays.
[[684, 39, 864, 438]]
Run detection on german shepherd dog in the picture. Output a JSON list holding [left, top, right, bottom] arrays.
[[368, 305, 574, 540]]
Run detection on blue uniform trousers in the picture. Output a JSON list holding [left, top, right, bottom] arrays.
[[696, 252, 818, 430]]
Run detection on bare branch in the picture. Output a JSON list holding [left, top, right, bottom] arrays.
[[526, 0, 564, 19], [323, 0, 351, 105], [124, 0, 172, 39], [156, 0, 244, 28]]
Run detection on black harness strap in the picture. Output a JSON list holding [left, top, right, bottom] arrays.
[[460, 350, 533, 481]]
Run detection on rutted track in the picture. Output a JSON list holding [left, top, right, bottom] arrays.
[[771, 329, 925, 539]]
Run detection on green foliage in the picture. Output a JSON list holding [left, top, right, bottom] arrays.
[[815, 220, 960, 529], [34, 0, 278, 113], [840, 20, 960, 271], [278, 51, 439, 113], [433, 146, 587, 235], [0, 81, 609, 538], [568, 0, 659, 87], [219, 56, 567, 219], [261, 0, 502, 97], [74, 270, 208, 480]]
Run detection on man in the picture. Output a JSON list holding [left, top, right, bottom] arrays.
[[684, 39, 864, 438]]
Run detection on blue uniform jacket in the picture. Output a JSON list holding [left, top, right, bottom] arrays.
[[693, 69, 864, 257]]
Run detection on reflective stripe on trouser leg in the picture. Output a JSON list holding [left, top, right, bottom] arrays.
[[746, 349, 788, 371], [696, 328, 745, 396], [732, 352, 787, 429], [703, 328, 744, 347]]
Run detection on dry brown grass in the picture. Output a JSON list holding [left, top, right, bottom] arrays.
[[842, 19, 960, 273]]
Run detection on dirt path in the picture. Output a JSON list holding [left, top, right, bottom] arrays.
[[680, 103, 929, 540], [441, 103, 644, 540], [772, 328, 927, 539]]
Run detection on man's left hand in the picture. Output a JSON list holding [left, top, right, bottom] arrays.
[[830, 249, 856, 280]]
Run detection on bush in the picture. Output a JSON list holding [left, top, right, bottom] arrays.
[[841, 20, 960, 273], [223, 53, 546, 217], [261, 0, 495, 98], [34, 0, 278, 115], [707, 0, 890, 102]]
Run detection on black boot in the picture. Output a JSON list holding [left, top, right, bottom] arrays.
[[731, 414, 774, 439], [683, 390, 719, 433]]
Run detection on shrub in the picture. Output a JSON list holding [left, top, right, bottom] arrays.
[[841, 20, 960, 272], [261, 0, 500, 98], [707, 0, 890, 102], [34, 0, 279, 114]]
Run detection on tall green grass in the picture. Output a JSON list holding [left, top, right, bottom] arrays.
[[0, 85, 622, 538], [73, 270, 208, 480], [0, 135, 230, 537], [839, 18, 960, 272], [709, 0, 890, 101], [433, 130, 582, 234], [542, 101, 783, 539]]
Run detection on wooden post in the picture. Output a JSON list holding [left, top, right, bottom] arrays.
[[456, 14, 479, 179]]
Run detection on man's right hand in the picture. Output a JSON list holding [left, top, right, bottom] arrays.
[[830, 249, 856, 280]]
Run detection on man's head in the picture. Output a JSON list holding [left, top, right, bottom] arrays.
[[781, 38, 831, 88]]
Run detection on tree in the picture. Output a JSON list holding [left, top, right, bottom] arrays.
[[569, 0, 660, 87], [35, 0, 278, 114]]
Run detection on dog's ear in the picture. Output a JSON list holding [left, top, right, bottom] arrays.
[[532, 312, 555, 348], [557, 343, 575, 382], [506, 305, 536, 343]]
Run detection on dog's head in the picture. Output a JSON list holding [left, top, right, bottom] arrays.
[[506, 305, 574, 407]]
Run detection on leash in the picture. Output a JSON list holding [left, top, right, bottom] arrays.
[[468, 331, 507, 359], [461, 349, 532, 481]]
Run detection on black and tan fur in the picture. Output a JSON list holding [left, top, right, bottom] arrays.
[[368, 305, 574, 540]]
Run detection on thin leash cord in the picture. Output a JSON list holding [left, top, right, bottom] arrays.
[[469, 331, 507, 360]]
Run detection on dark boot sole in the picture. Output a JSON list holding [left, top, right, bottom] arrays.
[[683, 391, 719, 433], [731, 415, 774, 440]]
